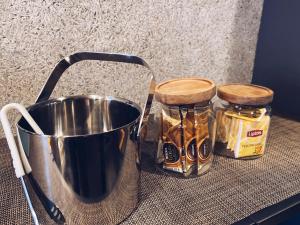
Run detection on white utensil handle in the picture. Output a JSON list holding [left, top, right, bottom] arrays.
[[0, 103, 43, 178]]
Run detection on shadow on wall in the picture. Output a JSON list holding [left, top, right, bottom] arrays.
[[225, 0, 263, 83], [252, 0, 300, 120]]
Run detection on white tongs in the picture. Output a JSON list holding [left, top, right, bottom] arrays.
[[1, 103, 66, 225], [0, 103, 43, 225]]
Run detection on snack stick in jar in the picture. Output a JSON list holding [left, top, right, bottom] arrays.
[[216, 109, 231, 143], [179, 107, 188, 173], [215, 109, 224, 142], [224, 114, 232, 144], [195, 107, 212, 173], [227, 116, 236, 150], [233, 119, 244, 158], [231, 117, 240, 152]]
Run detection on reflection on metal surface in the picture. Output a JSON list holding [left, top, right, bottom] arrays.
[[18, 96, 141, 224]]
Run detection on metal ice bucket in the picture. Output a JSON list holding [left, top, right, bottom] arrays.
[[2, 52, 155, 224]]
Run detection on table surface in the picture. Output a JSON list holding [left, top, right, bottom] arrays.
[[1, 116, 300, 225]]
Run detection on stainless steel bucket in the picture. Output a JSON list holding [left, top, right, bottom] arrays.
[[10, 52, 155, 224]]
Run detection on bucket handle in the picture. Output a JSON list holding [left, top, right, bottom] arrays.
[[35, 52, 156, 138]]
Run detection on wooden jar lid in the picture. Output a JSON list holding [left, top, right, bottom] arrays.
[[217, 83, 274, 105], [155, 78, 216, 105]]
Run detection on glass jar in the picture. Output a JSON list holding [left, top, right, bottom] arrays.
[[154, 78, 216, 177], [215, 84, 274, 159]]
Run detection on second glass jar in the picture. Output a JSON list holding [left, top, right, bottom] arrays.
[[215, 84, 274, 159]]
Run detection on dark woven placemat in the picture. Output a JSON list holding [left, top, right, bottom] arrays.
[[1, 116, 300, 225]]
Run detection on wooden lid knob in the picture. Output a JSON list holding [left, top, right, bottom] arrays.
[[217, 83, 274, 105], [155, 77, 216, 105]]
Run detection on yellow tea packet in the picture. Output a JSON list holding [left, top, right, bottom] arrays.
[[225, 108, 271, 158], [216, 108, 231, 143]]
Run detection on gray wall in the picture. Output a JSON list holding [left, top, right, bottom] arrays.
[[0, 0, 263, 136]]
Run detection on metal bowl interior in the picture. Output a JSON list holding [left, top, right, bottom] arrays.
[[18, 95, 141, 137]]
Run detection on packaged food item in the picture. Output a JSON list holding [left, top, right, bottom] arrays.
[[215, 84, 274, 159], [160, 106, 184, 173], [155, 78, 216, 177], [194, 105, 214, 175]]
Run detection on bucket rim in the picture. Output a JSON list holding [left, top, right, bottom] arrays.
[[17, 95, 142, 138]]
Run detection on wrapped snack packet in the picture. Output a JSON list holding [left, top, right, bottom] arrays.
[[184, 109, 197, 176], [194, 105, 212, 175], [179, 107, 188, 173], [161, 106, 183, 173]]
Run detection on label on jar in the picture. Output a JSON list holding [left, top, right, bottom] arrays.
[[184, 137, 197, 176], [224, 108, 271, 158], [162, 142, 183, 173], [198, 137, 212, 162], [163, 142, 180, 162], [187, 138, 197, 160]]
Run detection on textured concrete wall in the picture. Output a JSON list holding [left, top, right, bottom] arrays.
[[0, 0, 263, 136]]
